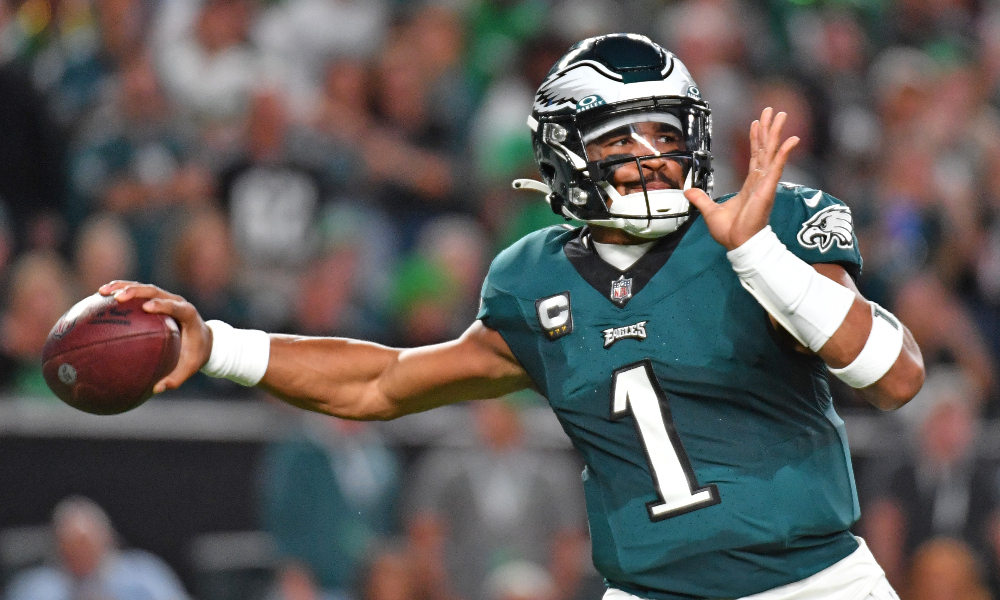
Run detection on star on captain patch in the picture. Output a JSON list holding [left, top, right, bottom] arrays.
[[610, 275, 632, 305]]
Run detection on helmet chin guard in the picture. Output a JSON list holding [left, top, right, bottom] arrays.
[[525, 34, 713, 239], [594, 169, 694, 238]]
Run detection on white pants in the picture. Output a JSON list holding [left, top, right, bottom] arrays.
[[603, 538, 900, 600]]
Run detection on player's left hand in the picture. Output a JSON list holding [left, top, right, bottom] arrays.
[[685, 107, 799, 251]]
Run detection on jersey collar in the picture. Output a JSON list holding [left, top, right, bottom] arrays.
[[564, 218, 694, 308]]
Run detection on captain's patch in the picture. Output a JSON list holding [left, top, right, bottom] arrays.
[[602, 321, 648, 348], [536, 292, 573, 340], [796, 205, 854, 253]]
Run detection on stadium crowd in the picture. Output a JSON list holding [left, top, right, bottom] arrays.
[[2, 0, 1000, 599]]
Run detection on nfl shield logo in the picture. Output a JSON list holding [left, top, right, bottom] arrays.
[[610, 275, 632, 304]]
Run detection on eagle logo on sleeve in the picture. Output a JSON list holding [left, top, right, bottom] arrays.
[[796, 205, 854, 253]]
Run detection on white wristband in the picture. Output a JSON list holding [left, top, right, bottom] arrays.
[[201, 320, 271, 386], [727, 226, 856, 352], [828, 302, 904, 388]]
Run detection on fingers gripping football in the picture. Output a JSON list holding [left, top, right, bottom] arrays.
[[99, 281, 212, 394], [685, 108, 800, 251]]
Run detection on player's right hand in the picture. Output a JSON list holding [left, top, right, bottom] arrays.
[[99, 281, 212, 394]]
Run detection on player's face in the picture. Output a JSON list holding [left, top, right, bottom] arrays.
[[585, 121, 687, 197]]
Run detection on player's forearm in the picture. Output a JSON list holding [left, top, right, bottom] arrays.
[[854, 330, 924, 410], [259, 335, 403, 420], [818, 306, 925, 411], [257, 327, 533, 421], [812, 266, 925, 410]]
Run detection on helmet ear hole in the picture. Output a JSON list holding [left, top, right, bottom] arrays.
[[539, 162, 556, 182]]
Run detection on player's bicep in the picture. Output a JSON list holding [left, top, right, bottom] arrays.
[[377, 321, 533, 418]]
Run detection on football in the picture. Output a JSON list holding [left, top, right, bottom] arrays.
[[42, 294, 181, 415]]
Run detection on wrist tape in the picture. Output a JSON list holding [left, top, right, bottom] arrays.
[[828, 302, 904, 388], [201, 320, 271, 386], [726, 226, 856, 352]]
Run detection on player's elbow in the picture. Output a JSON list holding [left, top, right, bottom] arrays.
[[339, 391, 403, 421], [863, 356, 925, 412]]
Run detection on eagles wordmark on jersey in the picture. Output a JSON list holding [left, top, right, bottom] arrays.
[[479, 185, 864, 600]]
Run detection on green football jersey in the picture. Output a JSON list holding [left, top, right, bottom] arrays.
[[477, 184, 864, 599]]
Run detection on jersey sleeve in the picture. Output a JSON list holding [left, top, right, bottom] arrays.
[[477, 267, 526, 333], [476, 234, 555, 397], [769, 183, 863, 281]]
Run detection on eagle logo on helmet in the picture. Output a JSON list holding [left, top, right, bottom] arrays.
[[797, 205, 854, 253], [534, 62, 621, 114]]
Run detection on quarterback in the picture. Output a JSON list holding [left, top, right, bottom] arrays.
[[103, 35, 923, 600]]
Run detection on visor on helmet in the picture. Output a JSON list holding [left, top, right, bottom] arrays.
[[581, 112, 684, 146]]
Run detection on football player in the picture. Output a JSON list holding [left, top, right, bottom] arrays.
[[103, 34, 924, 600]]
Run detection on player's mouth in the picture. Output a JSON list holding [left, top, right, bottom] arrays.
[[622, 179, 678, 195]]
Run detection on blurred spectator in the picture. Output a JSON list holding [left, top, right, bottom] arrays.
[[31, 0, 148, 128], [906, 537, 993, 600], [484, 561, 555, 600], [469, 37, 568, 250], [894, 276, 994, 402], [69, 53, 203, 282], [157, 206, 255, 398], [405, 398, 591, 600], [254, 0, 389, 114], [886, 0, 976, 48], [753, 78, 824, 189], [154, 0, 262, 141], [390, 215, 488, 345], [0, 201, 15, 283], [266, 561, 339, 600], [814, 10, 882, 171], [70, 55, 193, 220], [981, 7, 1000, 106], [389, 254, 457, 347], [2, 495, 189, 600], [355, 541, 420, 600], [547, 0, 621, 42], [312, 57, 375, 192], [404, 4, 475, 148], [292, 241, 386, 341], [364, 36, 465, 247], [0, 51, 67, 253], [218, 88, 329, 329], [656, 0, 755, 196], [73, 213, 138, 294], [260, 412, 401, 599], [470, 37, 565, 186], [0, 250, 75, 396], [167, 207, 246, 326], [861, 368, 996, 589], [464, 0, 549, 93], [314, 56, 371, 143]]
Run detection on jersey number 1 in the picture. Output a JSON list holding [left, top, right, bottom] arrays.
[[612, 360, 720, 521]]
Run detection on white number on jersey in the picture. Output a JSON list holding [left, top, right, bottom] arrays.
[[611, 360, 721, 521]]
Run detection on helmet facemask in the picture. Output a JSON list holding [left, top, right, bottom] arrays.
[[580, 108, 701, 238], [530, 98, 713, 239]]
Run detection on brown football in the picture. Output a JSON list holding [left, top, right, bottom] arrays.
[[42, 294, 181, 415]]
